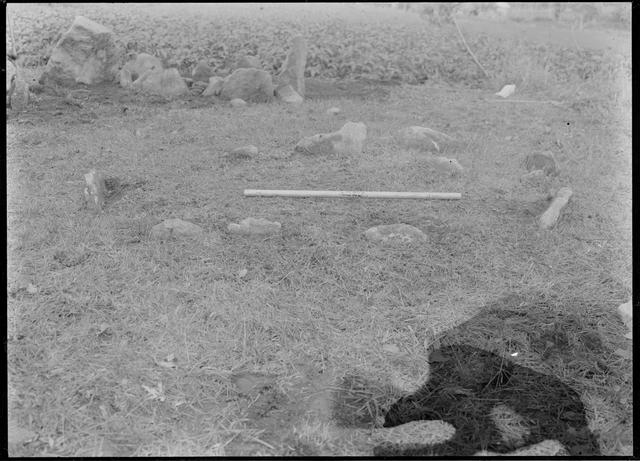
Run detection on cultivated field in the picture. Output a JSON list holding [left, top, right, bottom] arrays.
[[6, 3, 632, 457]]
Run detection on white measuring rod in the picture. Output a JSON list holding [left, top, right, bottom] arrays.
[[244, 189, 461, 200]]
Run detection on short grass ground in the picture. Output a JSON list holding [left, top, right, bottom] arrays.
[[6, 4, 632, 457]]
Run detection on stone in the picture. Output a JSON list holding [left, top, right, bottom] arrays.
[[228, 145, 259, 159], [364, 224, 427, 244], [136, 67, 188, 98], [220, 68, 274, 103], [119, 53, 163, 88], [235, 55, 261, 70], [396, 126, 456, 152], [150, 219, 203, 240], [202, 76, 224, 96], [295, 121, 367, 156], [9, 73, 29, 110], [83, 169, 107, 212], [495, 84, 516, 98], [276, 35, 307, 97], [192, 60, 214, 83], [524, 151, 558, 175], [227, 217, 281, 236], [230, 98, 247, 107], [427, 156, 464, 175], [275, 83, 303, 104], [327, 106, 341, 115], [539, 187, 573, 229], [39, 16, 121, 87], [373, 421, 456, 446]]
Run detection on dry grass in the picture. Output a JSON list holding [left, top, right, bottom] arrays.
[[6, 6, 632, 458]]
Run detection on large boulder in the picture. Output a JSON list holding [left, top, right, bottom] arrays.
[[220, 68, 274, 103], [276, 35, 307, 97], [295, 122, 367, 155], [39, 16, 121, 87]]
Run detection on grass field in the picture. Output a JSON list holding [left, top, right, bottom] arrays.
[[6, 3, 632, 457]]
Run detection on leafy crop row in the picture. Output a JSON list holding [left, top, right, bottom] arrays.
[[6, 3, 629, 87]]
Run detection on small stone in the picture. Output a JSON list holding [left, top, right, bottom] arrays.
[[202, 76, 224, 96], [26, 283, 37, 294], [495, 84, 516, 98], [539, 187, 572, 229], [230, 98, 247, 107], [295, 121, 366, 156], [150, 219, 203, 240], [524, 151, 558, 175], [364, 224, 426, 244], [382, 343, 401, 354], [396, 126, 455, 152], [83, 169, 107, 211], [228, 145, 259, 159], [227, 217, 281, 236], [617, 300, 632, 330], [238, 268, 248, 278], [428, 156, 464, 175], [275, 83, 303, 103], [327, 106, 341, 115]]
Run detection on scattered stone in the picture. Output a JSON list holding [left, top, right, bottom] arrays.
[[495, 84, 516, 98], [276, 35, 307, 97], [364, 224, 427, 244], [230, 98, 247, 107], [220, 68, 274, 103], [227, 217, 281, 236], [275, 83, 303, 104], [396, 126, 456, 152], [326, 106, 341, 115], [539, 187, 572, 229], [202, 76, 224, 96], [427, 156, 464, 175], [136, 67, 188, 98], [150, 219, 204, 240], [228, 145, 259, 159], [235, 55, 261, 70], [192, 60, 214, 83], [39, 16, 121, 87], [190, 80, 208, 95], [295, 121, 367, 155], [83, 169, 107, 212], [524, 151, 558, 175], [119, 53, 163, 88]]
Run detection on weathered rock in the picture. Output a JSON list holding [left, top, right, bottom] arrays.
[[151, 219, 203, 240], [326, 106, 341, 115], [495, 84, 516, 98], [83, 169, 106, 212], [136, 67, 188, 98], [364, 224, 426, 244], [539, 187, 572, 229], [617, 300, 632, 331], [220, 68, 274, 103], [227, 217, 281, 236], [427, 156, 464, 175], [275, 83, 303, 104], [276, 36, 307, 97], [396, 126, 456, 152], [295, 121, 367, 155], [524, 151, 558, 175], [228, 145, 259, 159], [39, 16, 121, 87], [202, 76, 224, 96], [119, 53, 163, 88], [235, 55, 261, 70], [230, 98, 247, 107], [192, 60, 214, 83]]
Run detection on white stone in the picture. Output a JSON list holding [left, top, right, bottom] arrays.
[[227, 217, 281, 236], [364, 224, 426, 244]]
